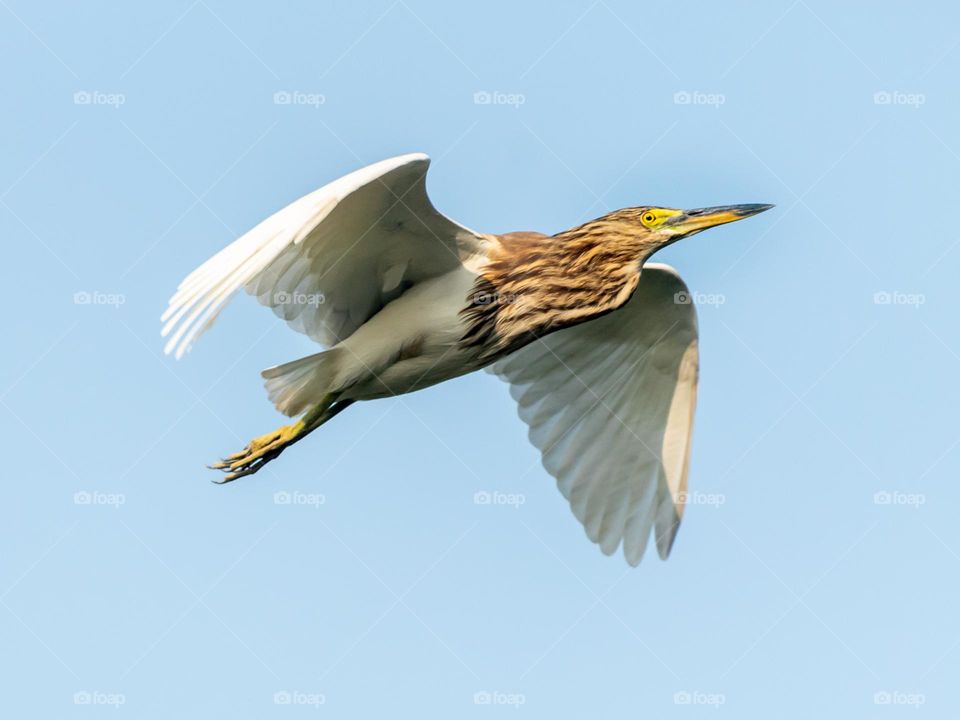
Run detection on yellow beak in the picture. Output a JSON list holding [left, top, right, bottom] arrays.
[[666, 203, 774, 235]]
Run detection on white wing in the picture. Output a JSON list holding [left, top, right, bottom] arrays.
[[161, 153, 485, 358], [490, 264, 699, 566]]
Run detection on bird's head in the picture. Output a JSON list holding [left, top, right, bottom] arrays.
[[598, 203, 774, 261]]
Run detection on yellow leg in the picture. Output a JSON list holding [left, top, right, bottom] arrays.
[[210, 396, 352, 483]]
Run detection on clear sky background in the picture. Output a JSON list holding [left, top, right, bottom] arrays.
[[2, 0, 959, 717]]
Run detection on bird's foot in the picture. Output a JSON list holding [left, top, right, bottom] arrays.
[[209, 420, 306, 483]]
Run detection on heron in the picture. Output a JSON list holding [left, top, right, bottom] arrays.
[[161, 153, 772, 565]]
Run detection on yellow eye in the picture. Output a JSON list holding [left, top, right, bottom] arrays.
[[641, 211, 657, 226]]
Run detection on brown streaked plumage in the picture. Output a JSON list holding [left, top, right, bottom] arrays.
[[461, 210, 666, 359], [162, 153, 772, 565]]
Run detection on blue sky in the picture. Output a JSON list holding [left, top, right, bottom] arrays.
[[2, 0, 959, 716]]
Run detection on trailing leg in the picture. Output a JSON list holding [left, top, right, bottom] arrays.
[[210, 394, 354, 483]]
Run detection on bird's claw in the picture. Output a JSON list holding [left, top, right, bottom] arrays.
[[210, 423, 303, 483]]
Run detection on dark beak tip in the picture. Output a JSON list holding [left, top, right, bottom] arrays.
[[682, 203, 775, 219], [740, 203, 775, 216]]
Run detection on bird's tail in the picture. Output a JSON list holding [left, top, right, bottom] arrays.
[[261, 349, 342, 417]]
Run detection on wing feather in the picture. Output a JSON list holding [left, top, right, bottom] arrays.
[[162, 153, 485, 358], [490, 263, 699, 566]]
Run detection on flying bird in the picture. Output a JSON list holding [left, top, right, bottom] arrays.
[[162, 153, 771, 565]]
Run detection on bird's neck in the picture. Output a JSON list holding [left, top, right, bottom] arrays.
[[459, 226, 643, 359]]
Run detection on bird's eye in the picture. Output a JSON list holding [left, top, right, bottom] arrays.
[[642, 212, 656, 226]]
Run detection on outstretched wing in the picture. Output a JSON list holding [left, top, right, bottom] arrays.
[[490, 263, 699, 566], [162, 153, 486, 358]]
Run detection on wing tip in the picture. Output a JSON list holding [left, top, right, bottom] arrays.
[[397, 151, 429, 163], [655, 516, 681, 561], [376, 152, 430, 174], [617, 520, 679, 566]]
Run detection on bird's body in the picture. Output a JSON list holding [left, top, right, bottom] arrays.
[[162, 153, 771, 565], [271, 223, 644, 403], [298, 262, 485, 401]]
